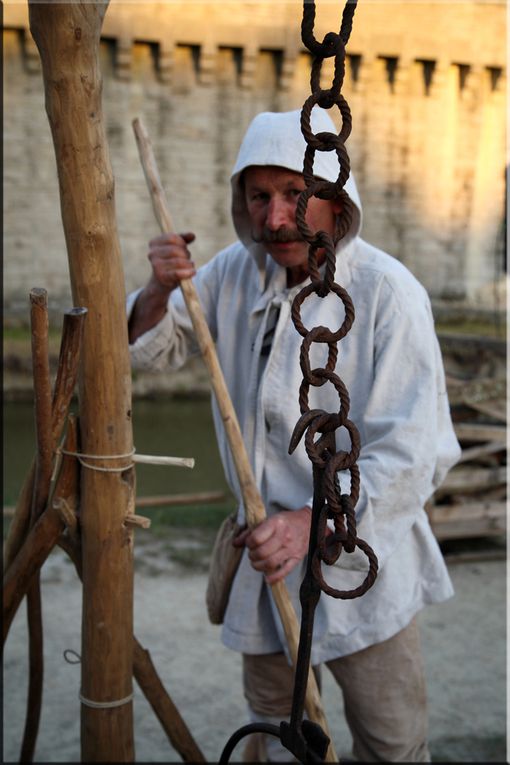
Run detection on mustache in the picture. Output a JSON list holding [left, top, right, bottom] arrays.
[[251, 226, 303, 244]]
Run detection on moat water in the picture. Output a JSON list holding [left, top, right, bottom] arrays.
[[3, 398, 230, 508]]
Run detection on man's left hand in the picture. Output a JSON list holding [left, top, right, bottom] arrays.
[[233, 507, 311, 584]]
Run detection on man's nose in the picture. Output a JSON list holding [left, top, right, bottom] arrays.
[[266, 197, 290, 230]]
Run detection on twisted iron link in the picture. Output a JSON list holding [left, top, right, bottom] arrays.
[[291, 0, 378, 602], [220, 2, 377, 761]]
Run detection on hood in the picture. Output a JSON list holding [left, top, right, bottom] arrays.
[[230, 108, 362, 271]]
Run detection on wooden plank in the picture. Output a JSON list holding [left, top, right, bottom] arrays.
[[428, 500, 506, 522], [435, 466, 506, 497], [427, 500, 506, 541], [463, 398, 506, 423], [431, 517, 506, 541], [454, 422, 506, 443], [458, 441, 506, 463], [136, 490, 227, 508], [4, 490, 229, 517], [446, 376, 506, 408]]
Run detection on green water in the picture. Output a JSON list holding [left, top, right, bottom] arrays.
[[3, 398, 234, 517]]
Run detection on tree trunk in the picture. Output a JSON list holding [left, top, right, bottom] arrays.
[[28, 3, 135, 760]]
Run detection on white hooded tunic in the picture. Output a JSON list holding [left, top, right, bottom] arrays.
[[129, 109, 460, 664]]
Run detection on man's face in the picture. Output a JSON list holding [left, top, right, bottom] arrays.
[[244, 165, 341, 286]]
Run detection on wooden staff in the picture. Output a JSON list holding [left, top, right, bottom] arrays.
[[20, 288, 55, 763], [3, 306, 87, 573], [29, 4, 135, 760], [17, 297, 87, 763], [133, 117, 337, 761], [29, 289, 54, 521]]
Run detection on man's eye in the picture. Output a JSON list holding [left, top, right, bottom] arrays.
[[290, 189, 303, 197]]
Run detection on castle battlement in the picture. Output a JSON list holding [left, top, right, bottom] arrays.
[[3, 1, 506, 314]]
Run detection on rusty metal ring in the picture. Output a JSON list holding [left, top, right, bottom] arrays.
[[332, 495, 357, 553], [334, 191, 355, 241], [311, 538, 378, 600], [316, 505, 342, 564], [304, 411, 343, 466], [303, 144, 350, 192], [299, 366, 350, 412], [291, 282, 354, 340], [289, 408, 329, 454], [325, 421, 360, 469], [300, 94, 352, 148], [302, 18, 343, 59], [299, 327, 338, 381], [295, 184, 335, 244], [310, 41, 346, 94], [325, 462, 360, 509]]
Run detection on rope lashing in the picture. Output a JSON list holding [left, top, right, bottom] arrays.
[[63, 650, 134, 708], [79, 692, 134, 709], [55, 446, 194, 473]]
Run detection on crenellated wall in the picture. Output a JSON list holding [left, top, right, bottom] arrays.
[[3, 1, 506, 320]]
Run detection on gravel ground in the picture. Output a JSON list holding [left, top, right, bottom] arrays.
[[3, 536, 507, 763]]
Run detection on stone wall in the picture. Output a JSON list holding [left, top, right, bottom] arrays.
[[3, 1, 506, 322]]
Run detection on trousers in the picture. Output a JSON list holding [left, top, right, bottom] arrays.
[[242, 617, 430, 762]]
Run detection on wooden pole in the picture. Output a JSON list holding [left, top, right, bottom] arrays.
[[29, 288, 54, 522], [132, 118, 337, 761], [3, 417, 79, 647], [20, 288, 55, 762], [29, 4, 135, 761], [3, 307, 87, 573], [132, 644, 206, 763], [3, 305, 85, 759]]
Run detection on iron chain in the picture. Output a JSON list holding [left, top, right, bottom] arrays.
[[291, 0, 378, 601], [221, 2, 378, 760]]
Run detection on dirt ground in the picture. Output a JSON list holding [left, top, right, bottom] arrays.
[[3, 535, 507, 764]]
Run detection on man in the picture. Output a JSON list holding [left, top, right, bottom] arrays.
[[128, 109, 460, 762]]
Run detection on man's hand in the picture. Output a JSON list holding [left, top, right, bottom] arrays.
[[147, 232, 197, 292], [129, 231, 196, 343], [233, 507, 311, 584]]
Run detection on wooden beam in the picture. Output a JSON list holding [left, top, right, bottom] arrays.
[[457, 441, 506, 463], [428, 500, 506, 540], [29, 4, 135, 760], [434, 466, 506, 498], [136, 490, 227, 508], [454, 423, 506, 443]]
